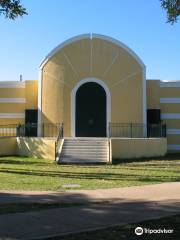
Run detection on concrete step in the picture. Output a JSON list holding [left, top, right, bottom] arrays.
[[58, 138, 109, 163], [60, 157, 108, 163], [60, 154, 108, 160], [63, 142, 108, 146], [61, 149, 108, 154], [63, 145, 108, 150]]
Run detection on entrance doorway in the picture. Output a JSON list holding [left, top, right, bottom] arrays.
[[75, 82, 106, 137]]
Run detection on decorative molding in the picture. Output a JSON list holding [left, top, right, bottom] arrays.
[[167, 129, 180, 135], [0, 82, 25, 88], [102, 52, 119, 78], [62, 51, 80, 79], [160, 98, 180, 103], [0, 98, 26, 103], [40, 34, 91, 69], [0, 113, 25, 118], [160, 81, 180, 88], [92, 34, 145, 69], [40, 33, 145, 70], [161, 113, 180, 119]]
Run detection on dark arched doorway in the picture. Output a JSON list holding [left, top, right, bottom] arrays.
[[75, 82, 106, 137]]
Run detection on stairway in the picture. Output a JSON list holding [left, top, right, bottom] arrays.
[[58, 138, 110, 163]]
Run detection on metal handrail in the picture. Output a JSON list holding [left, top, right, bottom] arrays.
[[109, 123, 166, 138], [55, 123, 64, 161]]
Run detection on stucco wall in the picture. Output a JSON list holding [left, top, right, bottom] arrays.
[[146, 80, 160, 109], [17, 137, 56, 160], [25, 80, 38, 109], [41, 35, 145, 137], [111, 138, 167, 159], [0, 80, 38, 126], [0, 137, 17, 155], [0, 137, 167, 161]]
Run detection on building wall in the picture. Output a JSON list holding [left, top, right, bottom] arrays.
[[41, 35, 145, 137], [0, 81, 38, 136], [146, 80, 160, 109], [160, 81, 180, 152], [147, 80, 180, 152], [17, 137, 56, 160], [25, 81, 38, 109], [111, 138, 167, 159], [0, 137, 17, 155]]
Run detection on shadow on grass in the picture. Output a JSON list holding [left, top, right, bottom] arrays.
[[0, 168, 180, 183], [56, 154, 180, 167], [112, 153, 180, 164], [0, 158, 52, 166]]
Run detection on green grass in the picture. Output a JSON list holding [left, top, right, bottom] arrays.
[[0, 155, 180, 191], [48, 214, 180, 240]]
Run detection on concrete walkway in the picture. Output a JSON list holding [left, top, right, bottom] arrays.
[[0, 182, 179, 239]]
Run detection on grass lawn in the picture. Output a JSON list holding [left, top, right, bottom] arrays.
[[0, 155, 180, 191], [48, 214, 180, 240]]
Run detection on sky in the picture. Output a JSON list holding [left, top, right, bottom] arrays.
[[0, 0, 179, 81]]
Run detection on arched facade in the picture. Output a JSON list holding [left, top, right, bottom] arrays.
[[38, 34, 146, 137]]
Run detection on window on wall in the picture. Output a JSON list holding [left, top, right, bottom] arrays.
[[147, 109, 161, 124], [25, 109, 38, 137]]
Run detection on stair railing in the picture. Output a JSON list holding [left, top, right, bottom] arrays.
[[55, 123, 64, 161]]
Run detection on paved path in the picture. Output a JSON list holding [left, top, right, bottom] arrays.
[[0, 183, 179, 239]]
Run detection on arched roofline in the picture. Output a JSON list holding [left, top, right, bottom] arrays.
[[39, 33, 146, 70], [38, 34, 147, 137]]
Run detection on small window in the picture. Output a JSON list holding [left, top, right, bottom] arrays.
[[147, 109, 161, 124]]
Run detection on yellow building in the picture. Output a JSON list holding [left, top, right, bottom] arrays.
[[0, 34, 179, 161]]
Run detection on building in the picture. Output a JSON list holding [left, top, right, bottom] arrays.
[[0, 34, 179, 162]]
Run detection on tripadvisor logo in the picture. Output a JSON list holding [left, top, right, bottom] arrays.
[[135, 227, 143, 235], [135, 226, 174, 235]]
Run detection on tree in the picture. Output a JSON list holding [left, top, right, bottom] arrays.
[[160, 0, 180, 24], [0, 0, 27, 20]]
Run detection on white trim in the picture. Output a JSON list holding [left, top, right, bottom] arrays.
[[160, 98, 180, 103], [0, 98, 26, 103], [0, 113, 25, 118], [40, 34, 91, 69], [0, 81, 25, 88], [71, 77, 111, 137], [160, 81, 180, 88], [111, 71, 139, 87], [102, 52, 119, 78], [38, 69, 42, 136], [142, 67, 147, 137], [40, 33, 145, 70], [92, 34, 145, 69], [161, 80, 180, 82], [63, 52, 79, 79], [161, 113, 180, 119], [167, 144, 180, 151], [0, 128, 16, 134], [167, 129, 180, 135]]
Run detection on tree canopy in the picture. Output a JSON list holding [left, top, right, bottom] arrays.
[[0, 0, 179, 24], [160, 0, 180, 24], [0, 0, 27, 20]]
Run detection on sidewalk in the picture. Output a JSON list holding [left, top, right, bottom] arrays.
[[0, 182, 179, 239], [0, 182, 180, 204]]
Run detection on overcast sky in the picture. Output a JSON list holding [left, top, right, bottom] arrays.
[[0, 0, 179, 81]]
